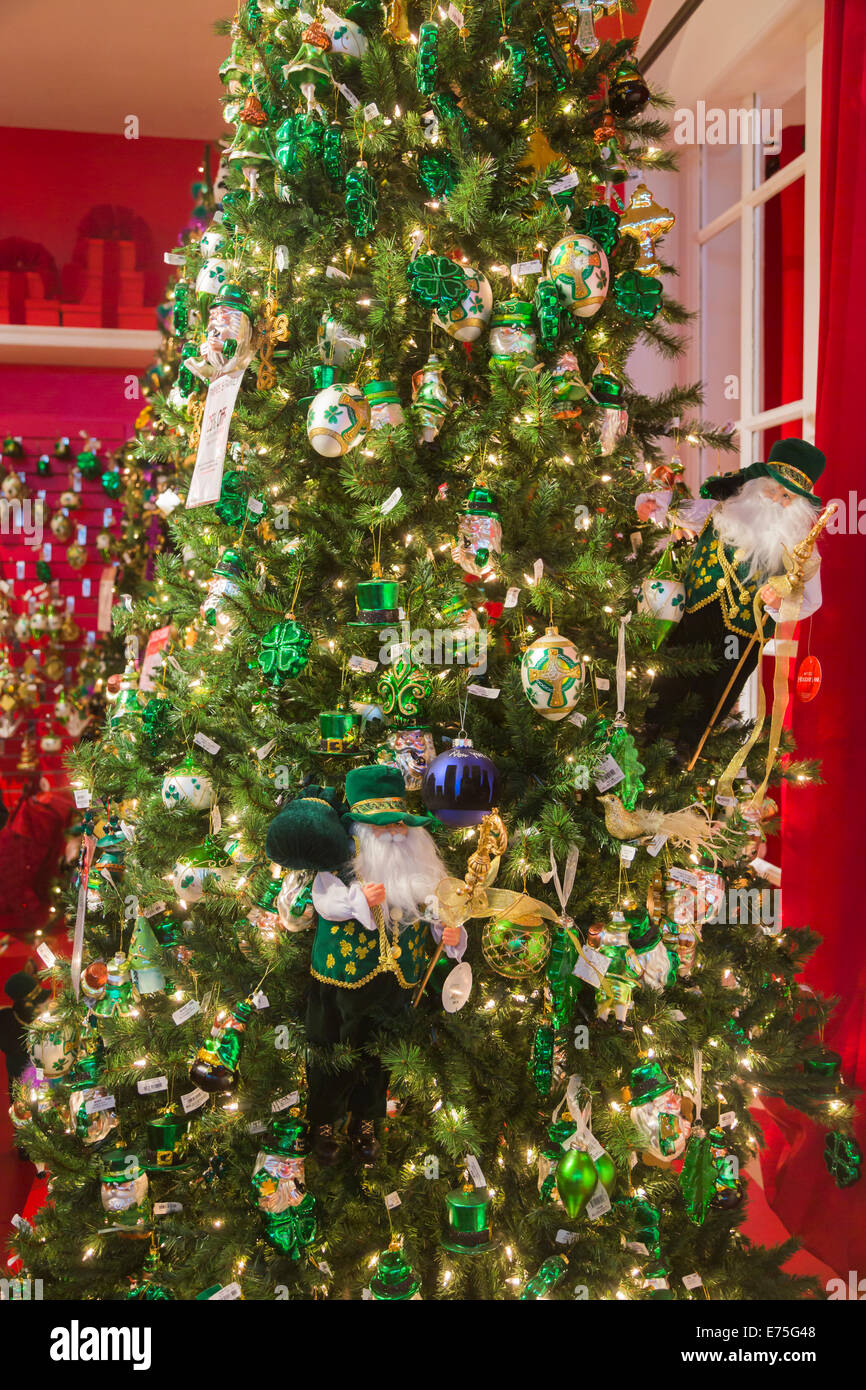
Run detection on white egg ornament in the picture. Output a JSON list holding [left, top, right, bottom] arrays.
[[322, 12, 368, 57], [306, 374, 370, 457], [161, 753, 215, 812], [433, 266, 493, 343], [171, 841, 235, 903], [546, 232, 609, 318]]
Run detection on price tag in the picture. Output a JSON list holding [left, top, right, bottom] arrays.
[[156, 488, 182, 515], [173, 999, 200, 1026], [504, 586, 520, 608], [247, 497, 264, 516], [533, 558, 544, 582], [271, 1091, 300, 1113], [467, 683, 500, 699], [595, 676, 610, 691], [380, 486, 402, 515], [211, 804, 222, 834], [549, 170, 579, 194], [646, 831, 668, 857], [645, 1275, 669, 1291], [625, 1241, 649, 1255], [186, 372, 244, 509], [569, 710, 587, 727], [719, 1111, 737, 1129], [42, 543, 52, 560], [593, 753, 624, 792], [256, 738, 277, 759], [715, 795, 737, 808], [465, 1154, 486, 1188], [209, 1283, 242, 1301], [573, 946, 609, 986], [511, 258, 543, 278], [448, 3, 465, 24], [619, 845, 637, 864], [164, 252, 186, 265], [193, 731, 221, 755], [669, 867, 699, 888], [247, 1121, 267, 1135], [337, 83, 361, 109], [137, 1076, 168, 1095], [143, 900, 167, 918], [325, 265, 350, 281], [682, 1272, 703, 1290], [586, 1184, 611, 1220], [363, 102, 380, 122], [139, 624, 172, 693], [275, 245, 289, 271], [85, 1093, 116, 1114], [384, 1191, 402, 1210], [76, 525, 87, 545], [36, 943, 56, 968], [669, 1009, 687, 1022], [252, 991, 270, 1010], [81, 580, 92, 599], [73, 789, 92, 809], [181, 1088, 208, 1113], [153, 1201, 183, 1215], [11, 1214, 32, 1233], [348, 654, 378, 674], [555, 1229, 578, 1245]]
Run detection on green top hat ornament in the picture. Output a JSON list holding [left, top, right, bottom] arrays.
[[370, 1240, 421, 1300], [442, 1184, 497, 1254]]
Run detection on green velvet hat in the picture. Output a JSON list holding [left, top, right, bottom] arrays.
[[700, 438, 824, 507], [342, 764, 435, 828]]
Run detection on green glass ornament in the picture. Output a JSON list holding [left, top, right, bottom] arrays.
[[275, 112, 324, 176], [500, 36, 528, 110], [370, 1241, 421, 1300], [530, 1020, 554, 1096], [257, 618, 313, 687], [533, 277, 562, 350], [36, 453, 52, 477], [442, 1185, 496, 1253], [189, 997, 253, 1093], [680, 1127, 716, 1226], [141, 698, 172, 752], [101, 469, 122, 497], [418, 149, 457, 200], [407, 253, 467, 311], [521, 1255, 568, 1299], [555, 1148, 597, 1218], [322, 122, 344, 187], [574, 203, 620, 255], [614, 268, 662, 321], [127, 1247, 173, 1301], [591, 721, 645, 811], [76, 450, 100, 479], [608, 56, 650, 119], [416, 20, 438, 95], [345, 161, 378, 235], [35, 559, 52, 583], [377, 655, 431, 725], [824, 1131, 861, 1189], [432, 90, 470, 141], [173, 280, 190, 335]]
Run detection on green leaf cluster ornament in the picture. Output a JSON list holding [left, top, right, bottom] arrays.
[[141, 698, 172, 753], [532, 29, 568, 92], [215, 470, 263, 530], [257, 618, 313, 687], [574, 203, 620, 255], [499, 36, 528, 110], [275, 113, 324, 177], [406, 253, 467, 311], [377, 656, 431, 724], [101, 470, 122, 497], [533, 277, 562, 350], [416, 20, 438, 95], [591, 719, 644, 810], [345, 161, 378, 236], [614, 268, 662, 321], [679, 1127, 716, 1225], [825, 1131, 862, 1188], [418, 149, 457, 200], [76, 450, 100, 479]]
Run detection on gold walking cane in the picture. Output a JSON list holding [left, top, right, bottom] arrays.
[[688, 502, 837, 772]]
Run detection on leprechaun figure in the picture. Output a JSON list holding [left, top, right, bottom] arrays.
[[266, 767, 463, 1165], [637, 437, 825, 741]]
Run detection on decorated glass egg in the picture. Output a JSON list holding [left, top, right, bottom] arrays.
[[520, 626, 584, 721], [306, 379, 370, 457], [433, 266, 493, 343], [546, 233, 609, 318]]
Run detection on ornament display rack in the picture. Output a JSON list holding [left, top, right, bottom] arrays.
[[0, 433, 126, 795]]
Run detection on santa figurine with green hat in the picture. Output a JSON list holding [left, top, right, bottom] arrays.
[[265, 767, 463, 1165], [637, 437, 826, 740], [187, 281, 257, 382]]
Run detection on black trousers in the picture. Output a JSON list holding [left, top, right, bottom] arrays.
[[647, 602, 764, 745], [305, 972, 412, 1127]]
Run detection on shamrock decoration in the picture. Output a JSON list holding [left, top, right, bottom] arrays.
[[257, 619, 313, 687], [76, 450, 100, 479], [533, 277, 562, 350], [101, 470, 122, 497], [345, 162, 378, 236], [614, 268, 663, 321], [275, 113, 324, 177], [377, 656, 431, 724], [418, 149, 457, 200], [215, 471, 261, 530], [407, 253, 467, 311], [824, 1131, 862, 1189], [141, 698, 172, 753], [574, 203, 621, 256]]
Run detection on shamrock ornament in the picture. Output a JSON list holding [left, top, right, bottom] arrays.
[[614, 269, 663, 321], [142, 698, 172, 753], [257, 619, 313, 688], [824, 1131, 862, 1189], [215, 470, 259, 530], [574, 203, 621, 256], [407, 253, 467, 311], [345, 162, 378, 236], [418, 149, 457, 200], [76, 450, 100, 479]]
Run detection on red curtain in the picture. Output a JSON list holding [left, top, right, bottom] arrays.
[[759, 0, 866, 1275]]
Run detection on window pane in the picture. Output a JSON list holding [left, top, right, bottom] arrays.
[[756, 171, 804, 417], [701, 140, 741, 227]]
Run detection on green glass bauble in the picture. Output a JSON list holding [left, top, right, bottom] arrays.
[[555, 1148, 597, 1218]]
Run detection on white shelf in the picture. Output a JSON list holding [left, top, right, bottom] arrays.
[[0, 324, 162, 368]]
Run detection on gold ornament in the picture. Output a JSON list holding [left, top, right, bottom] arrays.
[[2, 473, 25, 500], [618, 183, 675, 276], [384, 0, 411, 41], [66, 543, 88, 570], [256, 297, 290, 391]]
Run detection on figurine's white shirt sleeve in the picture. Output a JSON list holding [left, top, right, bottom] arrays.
[[312, 872, 376, 932]]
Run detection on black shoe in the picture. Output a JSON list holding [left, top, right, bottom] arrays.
[[312, 1123, 341, 1166], [349, 1118, 381, 1165]]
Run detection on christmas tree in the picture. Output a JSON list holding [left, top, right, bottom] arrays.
[[10, 0, 854, 1302]]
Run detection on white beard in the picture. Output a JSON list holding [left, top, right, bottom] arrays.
[[351, 822, 449, 926], [711, 478, 817, 581]]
